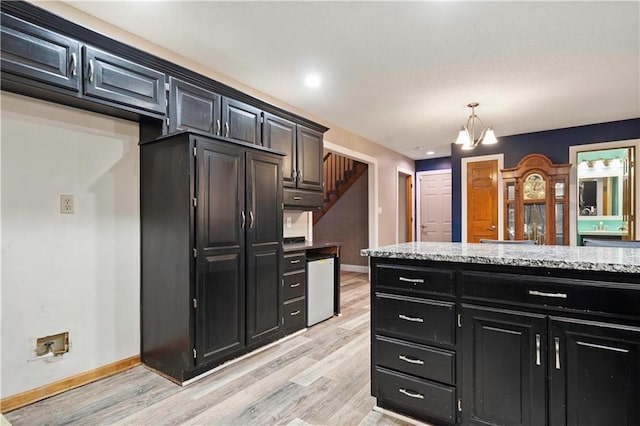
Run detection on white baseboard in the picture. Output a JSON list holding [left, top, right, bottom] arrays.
[[341, 264, 369, 273]]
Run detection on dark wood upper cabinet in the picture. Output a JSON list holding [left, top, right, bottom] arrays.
[[83, 46, 165, 114], [169, 77, 221, 134], [296, 125, 323, 191], [263, 113, 297, 187], [1, 13, 80, 92], [461, 304, 547, 426], [222, 97, 262, 145], [549, 318, 640, 426]]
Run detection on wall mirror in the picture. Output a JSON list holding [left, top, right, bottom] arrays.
[[575, 146, 636, 241]]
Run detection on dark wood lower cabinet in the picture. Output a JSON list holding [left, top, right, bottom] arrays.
[[461, 305, 547, 426], [549, 318, 640, 426], [369, 258, 640, 426]]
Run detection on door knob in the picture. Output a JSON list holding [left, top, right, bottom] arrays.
[[487, 225, 496, 231]]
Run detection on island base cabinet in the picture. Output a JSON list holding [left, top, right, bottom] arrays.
[[460, 304, 547, 426], [549, 318, 640, 426]]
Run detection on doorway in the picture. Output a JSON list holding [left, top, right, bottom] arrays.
[[397, 168, 413, 243], [416, 170, 452, 241]]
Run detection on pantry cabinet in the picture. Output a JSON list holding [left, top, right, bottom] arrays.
[[141, 132, 283, 382]]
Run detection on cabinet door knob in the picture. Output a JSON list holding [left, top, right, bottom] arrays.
[[216, 119, 221, 135], [70, 53, 78, 76], [554, 337, 561, 370], [249, 211, 254, 229], [225, 122, 229, 138], [241, 211, 246, 229], [535, 334, 541, 366], [88, 59, 95, 83]]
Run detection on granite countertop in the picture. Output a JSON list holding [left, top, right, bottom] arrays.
[[361, 242, 640, 274], [283, 241, 342, 253]]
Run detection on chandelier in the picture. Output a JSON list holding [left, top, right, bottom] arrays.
[[454, 102, 497, 150]]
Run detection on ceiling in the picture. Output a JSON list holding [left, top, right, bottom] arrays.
[[62, 1, 640, 160]]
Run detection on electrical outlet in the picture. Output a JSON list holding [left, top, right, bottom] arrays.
[[36, 332, 69, 356], [60, 194, 74, 214], [286, 217, 292, 228]]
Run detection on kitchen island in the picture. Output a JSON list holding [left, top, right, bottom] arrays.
[[361, 242, 640, 426]]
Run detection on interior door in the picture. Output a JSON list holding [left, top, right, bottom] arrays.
[[419, 171, 452, 241], [623, 146, 636, 240], [195, 139, 245, 365], [467, 160, 498, 242]]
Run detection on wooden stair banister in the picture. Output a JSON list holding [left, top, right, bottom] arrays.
[[313, 151, 367, 225]]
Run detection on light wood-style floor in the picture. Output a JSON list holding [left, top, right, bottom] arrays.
[[5, 272, 410, 426]]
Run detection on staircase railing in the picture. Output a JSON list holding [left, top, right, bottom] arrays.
[[314, 151, 367, 225]]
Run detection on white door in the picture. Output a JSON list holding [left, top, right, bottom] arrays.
[[417, 170, 452, 241]]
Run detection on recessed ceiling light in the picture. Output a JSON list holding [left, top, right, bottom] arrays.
[[426, 150, 435, 155], [304, 73, 321, 88]]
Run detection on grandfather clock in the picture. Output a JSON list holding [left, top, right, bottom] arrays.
[[502, 154, 571, 245]]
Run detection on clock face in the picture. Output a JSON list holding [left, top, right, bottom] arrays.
[[523, 173, 546, 200]]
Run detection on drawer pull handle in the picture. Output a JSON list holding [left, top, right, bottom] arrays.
[[398, 355, 424, 365], [529, 290, 567, 299], [398, 314, 424, 323], [399, 277, 424, 284], [290, 283, 301, 288], [290, 259, 301, 264], [290, 310, 301, 316], [293, 196, 302, 201], [535, 334, 541, 366], [398, 388, 424, 400], [555, 337, 561, 370]]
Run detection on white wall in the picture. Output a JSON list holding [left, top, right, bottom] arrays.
[[1, 92, 140, 398]]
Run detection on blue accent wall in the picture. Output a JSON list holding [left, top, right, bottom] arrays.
[[415, 118, 640, 242], [415, 157, 452, 171]]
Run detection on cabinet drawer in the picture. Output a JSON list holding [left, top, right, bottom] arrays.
[[461, 270, 640, 321], [375, 366, 455, 424], [375, 335, 455, 385], [375, 293, 455, 346], [284, 188, 323, 210], [283, 297, 306, 331], [376, 264, 454, 296], [284, 252, 305, 273], [284, 271, 305, 300]]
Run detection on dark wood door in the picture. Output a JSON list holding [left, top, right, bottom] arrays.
[[549, 317, 640, 426], [467, 160, 498, 242], [296, 125, 323, 191], [222, 97, 262, 145], [169, 77, 221, 135], [245, 151, 282, 345], [83, 46, 165, 114], [195, 139, 245, 365], [1, 13, 81, 92], [461, 304, 547, 426], [263, 112, 296, 188]]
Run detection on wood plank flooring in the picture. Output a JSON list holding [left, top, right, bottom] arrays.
[[4, 272, 411, 426]]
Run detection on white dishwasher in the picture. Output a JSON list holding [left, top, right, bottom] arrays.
[[306, 255, 335, 326]]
